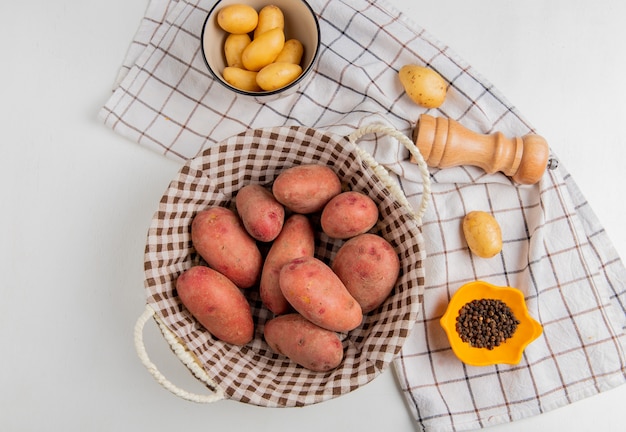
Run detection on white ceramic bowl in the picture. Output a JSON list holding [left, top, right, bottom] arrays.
[[201, 0, 321, 101]]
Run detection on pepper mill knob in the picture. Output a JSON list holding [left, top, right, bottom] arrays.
[[411, 114, 550, 185]]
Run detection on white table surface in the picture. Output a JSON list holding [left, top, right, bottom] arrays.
[[2, 0, 625, 430]]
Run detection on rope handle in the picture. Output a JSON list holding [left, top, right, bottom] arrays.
[[134, 304, 226, 403], [347, 124, 431, 224]]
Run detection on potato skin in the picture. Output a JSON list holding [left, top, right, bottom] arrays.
[[177, 266, 254, 345], [398, 64, 447, 108], [217, 4, 258, 34], [191, 207, 262, 288], [280, 256, 362, 332], [321, 191, 379, 239], [272, 164, 342, 214], [242, 27, 285, 72], [274, 39, 304, 65], [222, 67, 261, 92], [235, 184, 285, 242], [260, 214, 315, 314], [462, 211, 502, 258], [264, 314, 344, 372], [331, 234, 400, 313]]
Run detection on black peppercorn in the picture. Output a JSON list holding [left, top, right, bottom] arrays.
[[455, 298, 520, 350]]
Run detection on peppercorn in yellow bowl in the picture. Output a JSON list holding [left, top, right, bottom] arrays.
[[440, 281, 543, 366]]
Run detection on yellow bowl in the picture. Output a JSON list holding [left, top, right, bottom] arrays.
[[440, 281, 543, 366]]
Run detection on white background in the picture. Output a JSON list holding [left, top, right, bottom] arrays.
[[1, 0, 625, 431]]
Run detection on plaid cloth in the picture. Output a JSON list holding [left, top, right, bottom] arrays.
[[99, 0, 626, 431]]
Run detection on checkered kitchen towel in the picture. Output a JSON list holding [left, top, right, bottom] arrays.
[[99, 0, 626, 431]]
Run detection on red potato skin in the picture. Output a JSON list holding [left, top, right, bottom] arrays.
[[320, 191, 379, 239], [279, 256, 362, 332], [235, 184, 285, 242], [272, 164, 342, 214], [260, 215, 315, 314], [331, 234, 400, 314], [176, 266, 254, 345], [191, 207, 262, 289], [264, 314, 344, 372]]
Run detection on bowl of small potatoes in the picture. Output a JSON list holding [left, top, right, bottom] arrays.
[[201, 0, 321, 101]]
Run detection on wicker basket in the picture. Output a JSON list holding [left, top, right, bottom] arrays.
[[134, 124, 431, 407]]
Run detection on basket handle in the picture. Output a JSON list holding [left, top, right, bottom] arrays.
[[133, 304, 226, 403], [347, 124, 431, 224]]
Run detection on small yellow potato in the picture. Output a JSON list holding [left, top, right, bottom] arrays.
[[254, 5, 284, 38], [272, 164, 342, 214], [224, 33, 251, 68], [462, 211, 503, 258], [280, 256, 363, 333], [222, 67, 261, 92], [242, 27, 285, 71], [274, 39, 304, 65], [264, 314, 344, 372], [177, 266, 254, 345], [216, 4, 258, 34], [256, 62, 303, 91], [398, 64, 447, 108]]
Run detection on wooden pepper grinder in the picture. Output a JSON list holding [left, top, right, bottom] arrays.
[[411, 114, 556, 184]]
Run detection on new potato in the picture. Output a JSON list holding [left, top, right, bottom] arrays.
[[217, 4, 258, 34], [224, 33, 251, 68], [272, 164, 342, 214], [280, 256, 363, 333], [256, 62, 303, 91], [260, 214, 315, 315], [274, 39, 304, 64], [241, 27, 285, 72], [235, 184, 285, 242], [254, 5, 284, 38], [177, 266, 254, 345], [462, 210, 503, 258], [191, 206, 262, 288], [398, 64, 447, 108], [264, 313, 344, 372], [321, 191, 379, 239], [332, 233, 400, 313], [222, 67, 261, 92]]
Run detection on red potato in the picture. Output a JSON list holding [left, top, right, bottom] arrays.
[[272, 164, 342, 214], [264, 314, 344, 372], [177, 266, 254, 345], [191, 207, 262, 289], [321, 191, 379, 239], [279, 256, 362, 332], [331, 233, 400, 314], [260, 214, 315, 314], [235, 184, 285, 242]]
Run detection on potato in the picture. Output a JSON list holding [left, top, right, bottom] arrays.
[[235, 184, 285, 242], [224, 33, 251, 68], [253, 5, 284, 38], [280, 256, 362, 332], [260, 214, 315, 314], [331, 234, 400, 313], [462, 210, 503, 258], [242, 27, 285, 72], [191, 206, 262, 288], [398, 64, 447, 109], [256, 62, 303, 91], [264, 314, 344, 372], [216, 4, 259, 34], [321, 191, 379, 239], [177, 266, 254, 345], [274, 39, 304, 65], [222, 67, 261, 92], [272, 164, 342, 214]]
